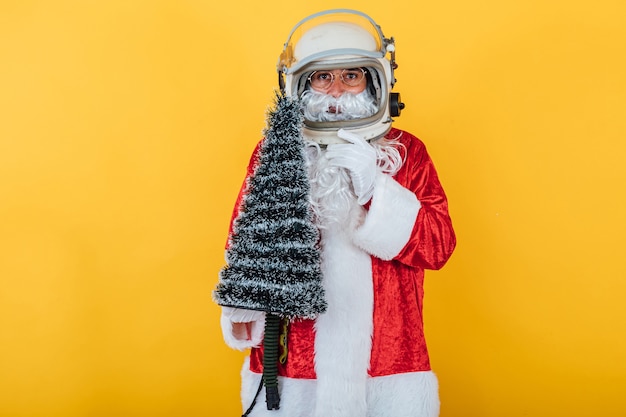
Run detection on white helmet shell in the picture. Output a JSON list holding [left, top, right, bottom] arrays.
[[277, 9, 402, 144], [293, 22, 379, 70]]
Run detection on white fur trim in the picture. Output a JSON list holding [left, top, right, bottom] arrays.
[[353, 173, 421, 260], [367, 371, 440, 417], [240, 362, 440, 417], [313, 226, 374, 417], [220, 311, 265, 351], [241, 357, 317, 417]]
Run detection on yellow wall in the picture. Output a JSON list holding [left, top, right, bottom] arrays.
[[1, 1, 625, 416]]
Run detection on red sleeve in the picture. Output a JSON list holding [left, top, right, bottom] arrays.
[[225, 141, 263, 249], [392, 129, 456, 270]]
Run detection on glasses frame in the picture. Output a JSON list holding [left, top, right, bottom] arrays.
[[307, 68, 367, 90]]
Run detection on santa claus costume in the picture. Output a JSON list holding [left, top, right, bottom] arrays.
[[222, 126, 455, 417], [216, 9, 456, 417]]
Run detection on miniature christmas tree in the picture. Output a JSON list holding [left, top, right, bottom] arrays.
[[214, 92, 326, 318], [213, 92, 326, 411]]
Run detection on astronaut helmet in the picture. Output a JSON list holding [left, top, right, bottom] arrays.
[[277, 9, 404, 145]]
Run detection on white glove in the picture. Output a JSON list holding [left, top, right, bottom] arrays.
[[220, 307, 266, 351], [326, 129, 377, 204], [222, 306, 265, 323]]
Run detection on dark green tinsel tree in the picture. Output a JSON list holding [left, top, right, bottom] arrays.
[[213, 92, 326, 412], [214, 92, 326, 318]]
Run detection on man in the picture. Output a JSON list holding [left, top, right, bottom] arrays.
[[216, 9, 456, 417]]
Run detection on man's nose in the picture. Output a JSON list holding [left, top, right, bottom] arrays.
[[326, 79, 347, 98]]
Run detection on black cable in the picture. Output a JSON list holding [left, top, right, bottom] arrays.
[[241, 313, 282, 415], [263, 313, 281, 410], [241, 378, 264, 417]]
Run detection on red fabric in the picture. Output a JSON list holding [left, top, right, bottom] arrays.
[[231, 128, 456, 378]]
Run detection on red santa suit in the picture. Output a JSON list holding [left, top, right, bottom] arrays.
[[221, 128, 456, 417]]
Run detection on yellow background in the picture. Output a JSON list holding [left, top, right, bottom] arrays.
[[1, 0, 625, 416]]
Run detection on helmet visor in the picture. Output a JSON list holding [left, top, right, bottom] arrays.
[[278, 10, 386, 74]]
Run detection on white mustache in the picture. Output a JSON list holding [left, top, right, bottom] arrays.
[[301, 89, 379, 122]]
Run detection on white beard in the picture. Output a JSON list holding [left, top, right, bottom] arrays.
[[301, 89, 379, 122], [305, 137, 406, 230]]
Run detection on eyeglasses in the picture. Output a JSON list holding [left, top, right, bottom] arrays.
[[307, 68, 367, 90]]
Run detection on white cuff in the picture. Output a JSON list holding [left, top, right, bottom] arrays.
[[220, 311, 266, 351], [352, 174, 421, 260]]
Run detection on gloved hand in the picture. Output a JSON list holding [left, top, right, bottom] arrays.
[[222, 306, 265, 323], [326, 129, 378, 204], [220, 307, 266, 351]]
